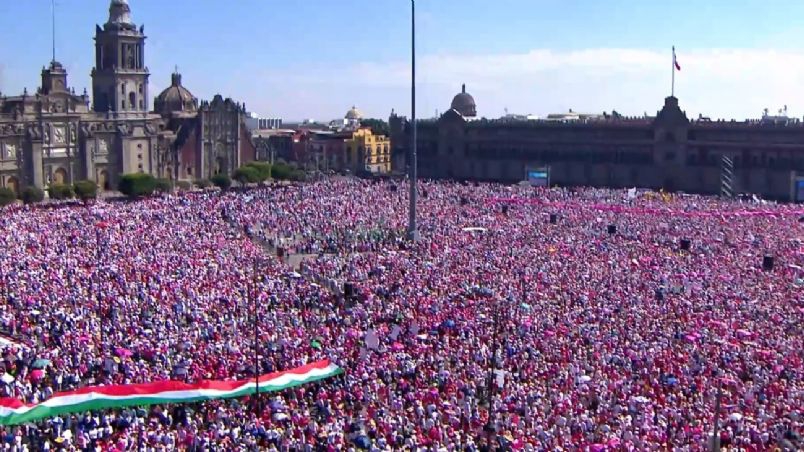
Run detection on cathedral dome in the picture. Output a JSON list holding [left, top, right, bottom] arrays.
[[345, 106, 363, 120], [154, 72, 198, 115], [450, 84, 477, 117]]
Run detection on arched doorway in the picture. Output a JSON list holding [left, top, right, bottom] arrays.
[[6, 177, 18, 196], [98, 170, 109, 191], [53, 168, 67, 185]]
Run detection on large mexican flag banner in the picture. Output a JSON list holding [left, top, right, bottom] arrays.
[[0, 360, 342, 425]]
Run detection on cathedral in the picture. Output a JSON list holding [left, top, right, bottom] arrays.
[[0, 0, 255, 194]]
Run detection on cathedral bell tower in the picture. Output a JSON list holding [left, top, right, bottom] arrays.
[[91, 0, 149, 117]]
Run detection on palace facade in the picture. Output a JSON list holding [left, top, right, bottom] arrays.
[[0, 0, 255, 193], [390, 86, 804, 201]]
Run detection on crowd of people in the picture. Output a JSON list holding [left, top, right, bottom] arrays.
[[0, 178, 801, 450]]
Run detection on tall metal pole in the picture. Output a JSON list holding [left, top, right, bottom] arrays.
[[671, 46, 675, 98], [253, 259, 261, 417], [711, 378, 723, 451], [51, 0, 56, 63], [486, 297, 499, 445], [96, 227, 103, 359], [407, 0, 419, 241]]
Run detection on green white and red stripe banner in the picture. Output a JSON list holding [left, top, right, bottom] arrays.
[[0, 360, 342, 425]]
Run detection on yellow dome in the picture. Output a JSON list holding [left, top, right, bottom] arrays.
[[345, 106, 363, 120]]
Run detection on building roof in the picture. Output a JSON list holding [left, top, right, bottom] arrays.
[[154, 72, 198, 115], [450, 84, 477, 117]]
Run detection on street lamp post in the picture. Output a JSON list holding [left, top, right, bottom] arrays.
[[407, 0, 419, 241]]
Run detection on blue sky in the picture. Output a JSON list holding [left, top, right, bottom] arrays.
[[2, 0, 804, 121]]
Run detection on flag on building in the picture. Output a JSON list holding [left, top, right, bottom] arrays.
[[673, 47, 681, 71]]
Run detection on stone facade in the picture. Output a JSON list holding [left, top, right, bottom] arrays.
[[0, 0, 255, 194], [390, 87, 804, 201]]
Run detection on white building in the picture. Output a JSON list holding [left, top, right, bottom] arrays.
[[245, 112, 283, 131]]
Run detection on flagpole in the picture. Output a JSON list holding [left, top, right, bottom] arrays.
[[51, 0, 56, 63], [671, 46, 675, 97], [407, 0, 419, 242]]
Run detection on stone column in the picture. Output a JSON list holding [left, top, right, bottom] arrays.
[[30, 142, 44, 189], [86, 138, 95, 183]]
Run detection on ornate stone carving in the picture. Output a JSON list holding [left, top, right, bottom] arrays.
[[27, 124, 43, 140], [54, 126, 65, 144]]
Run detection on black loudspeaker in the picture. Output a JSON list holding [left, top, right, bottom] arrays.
[[344, 282, 355, 298], [276, 247, 285, 258], [549, 214, 557, 224], [680, 239, 691, 251], [762, 255, 774, 271], [502, 205, 509, 215], [655, 289, 664, 301], [607, 225, 617, 235], [389, 185, 398, 192]]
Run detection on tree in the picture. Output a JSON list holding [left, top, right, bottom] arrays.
[[233, 166, 260, 185], [271, 162, 293, 180], [154, 178, 173, 194], [245, 161, 272, 182], [73, 180, 98, 201], [360, 118, 390, 136], [118, 173, 157, 198], [0, 188, 16, 207], [47, 184, 74, 200], [289, 170, 307, 182], [194, 179, 212, 189], [175, 180, 192, 191], [20, 186, 44, 204], [210, 174, 231, 190]]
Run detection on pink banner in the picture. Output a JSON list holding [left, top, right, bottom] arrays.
[[488, 197, 804, 218]]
